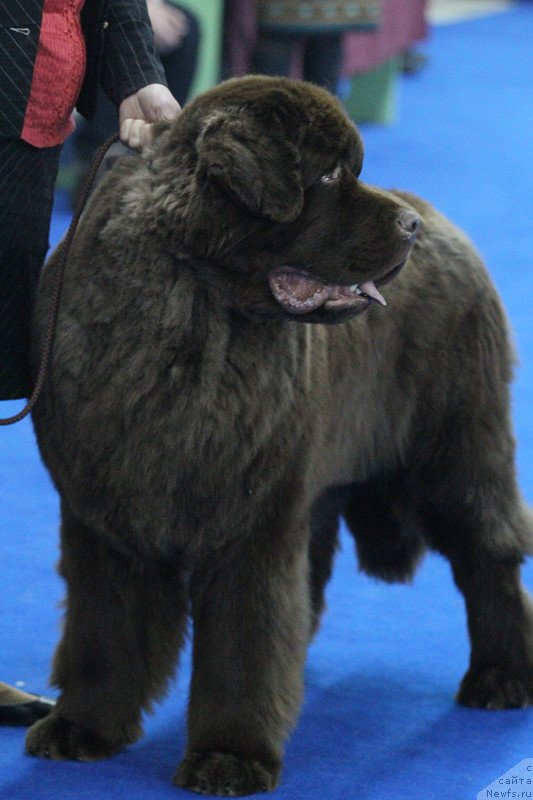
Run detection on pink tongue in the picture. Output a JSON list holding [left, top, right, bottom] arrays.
[[268, 271, 387, 314], [359, 281, 386, 306]]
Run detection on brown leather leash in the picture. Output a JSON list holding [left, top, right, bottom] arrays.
[[0, 132, 120, 426]]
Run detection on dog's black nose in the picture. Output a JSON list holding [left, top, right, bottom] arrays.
[[397, 210, 421, 239]]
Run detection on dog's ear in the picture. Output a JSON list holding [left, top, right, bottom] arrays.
[[195, 110, 304, 222]]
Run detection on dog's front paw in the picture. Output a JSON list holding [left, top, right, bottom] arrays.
[[26, 714, 131, 762], [174, 751, 280, 796], [457, 666, 533, 709]]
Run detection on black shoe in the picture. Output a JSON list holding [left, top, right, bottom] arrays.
[[0, 694, 56, 726], [402, 49, 429, 75]]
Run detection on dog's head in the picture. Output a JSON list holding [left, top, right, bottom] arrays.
[[150, 76, 420, 324]]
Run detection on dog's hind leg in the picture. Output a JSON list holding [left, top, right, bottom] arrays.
[[411, 412, 533, 709], [176, 527, 310, 796], [26, 503, 188, 761], [343, 472, 427, 584]]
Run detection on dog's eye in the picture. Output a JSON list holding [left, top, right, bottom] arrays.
[[320, 165, 342, 184]]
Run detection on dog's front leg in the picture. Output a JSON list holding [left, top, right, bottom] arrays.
[[26, 503, 189, 761], [176, 527, 310, 796]]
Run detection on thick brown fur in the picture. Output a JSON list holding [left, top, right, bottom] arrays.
[[27, 77, 533, 795]]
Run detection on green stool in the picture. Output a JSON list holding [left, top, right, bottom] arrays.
[[343, 56, 401, 125], [170, 0, 224, 97]]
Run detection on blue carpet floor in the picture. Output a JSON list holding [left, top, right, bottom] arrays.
[[1, 5, 532, 799]]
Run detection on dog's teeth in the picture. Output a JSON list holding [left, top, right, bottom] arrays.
[[351, 284, 363, 295]]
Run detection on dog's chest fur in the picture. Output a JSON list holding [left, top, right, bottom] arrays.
[[35, 249, 411, 559]]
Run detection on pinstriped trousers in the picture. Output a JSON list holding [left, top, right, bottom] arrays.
[[0, 139, 61, 400]]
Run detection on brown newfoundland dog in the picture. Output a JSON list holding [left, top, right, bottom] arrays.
[[27, 77, 532, 795]]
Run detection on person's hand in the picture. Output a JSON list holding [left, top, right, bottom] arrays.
[[147, 0, 189, 54], [119, 83, 181, 150]]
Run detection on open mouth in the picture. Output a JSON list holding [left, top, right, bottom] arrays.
[[268, 260, 406, 316]]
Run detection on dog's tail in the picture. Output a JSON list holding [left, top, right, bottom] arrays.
[[343, 478, 427, 584]]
